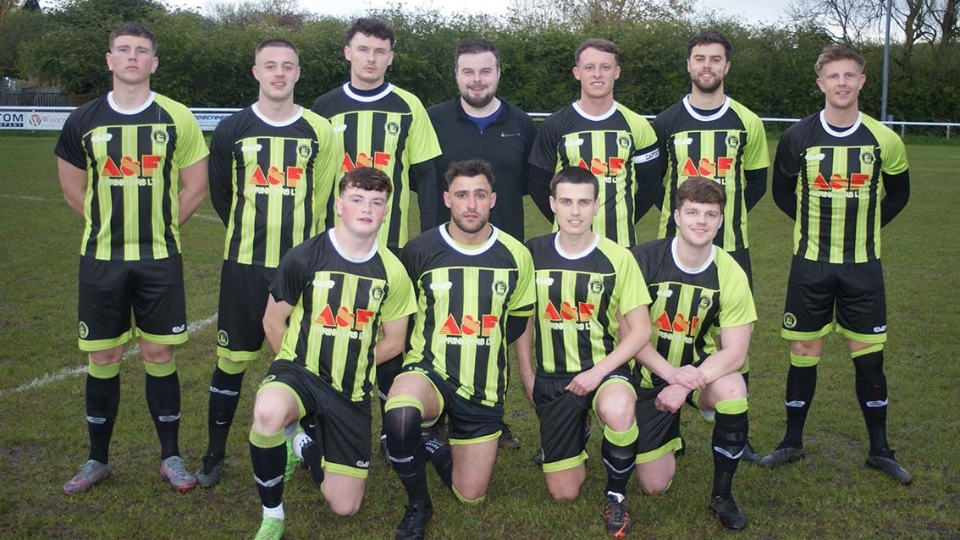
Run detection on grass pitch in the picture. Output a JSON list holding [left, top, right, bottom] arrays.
[[1, 134, 958, 539]]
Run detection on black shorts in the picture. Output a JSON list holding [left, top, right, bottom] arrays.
[[260, 360, 372, 478], [782, 256, 887, 344], [635, 384, 703, 463], [402, 362, 504, 444], [217, 260, 276, 361], [77, 255, 187, 352], [533, 366, 635, 472]]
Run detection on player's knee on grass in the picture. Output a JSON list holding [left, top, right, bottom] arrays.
[[636, 457, 675, 494], [545, 468, 585, 501], [323, 478, 365, 516], [453, 484, 487, 505]]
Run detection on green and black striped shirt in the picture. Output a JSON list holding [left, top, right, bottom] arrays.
[[209, 105, 339, 267], [270, 231, 416, 402], [55, 92, 208, 261], [526, 233, 650, 375]]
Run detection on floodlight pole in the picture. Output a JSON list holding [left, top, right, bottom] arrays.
[[881, 0, 892, 122]]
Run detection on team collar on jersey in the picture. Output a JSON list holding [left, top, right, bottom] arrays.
[[819, 110, 862, 137], [107, 91, 155, 115], [343, 82, 394, 102], [681, 95, 731, 122], [327, 228, 378, 263], [251, 103, 304, 127], [670, 237, 716, 275], [554, 232, 600, 260], [439, 223, 499, 255], [572, 100, 618, 121]]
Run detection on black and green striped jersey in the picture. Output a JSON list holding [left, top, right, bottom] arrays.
[[208, 105, 340, 268], [402, 225, 535, 409], [54, 92, 208, 261], [529, 102, 659, 246], [653, 96, 769, 251], [526, 233, 650, 375], [630, 238, 756, 389], [270, 230, 416, 402], [773, 112, 908, 263], [311, 83, 441, 251]]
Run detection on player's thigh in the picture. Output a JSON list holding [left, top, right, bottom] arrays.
[[130, 255, 188, 345], [319, 387, 372, 512], [217, 261, 273, 360], [450, 437, 499, 501], [544, 465, 586, 501], [593, 368, 637, 431], [635, 386, 681, 493], [534, 374, 590, 469], [782, 256, 837, 340], [635, 452, 677, 495], [388, 367, 442, 421], [322, 472, 367, 516], [836, 260, 888, 345], [78, 256, 134, 352]]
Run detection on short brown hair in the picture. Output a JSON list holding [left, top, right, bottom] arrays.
[[346, 18, 395, 47], [444, 159, 495, 187], [675, 176, 725, 210], [255, 38, 299, 61], [455, 38, 499, 70], [339, 167, 393, 196], [110, 22, 156, 53], [575, 38, 618, 65], [687, 30, 731, 60], [550, 167, 598, 199], [815, 45, 864, 75]]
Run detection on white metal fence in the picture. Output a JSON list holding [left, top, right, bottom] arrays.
[[2, 106, 958, 138]]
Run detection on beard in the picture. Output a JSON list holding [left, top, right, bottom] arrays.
[[460, 86, 496, 109], [692, 72, 724, 94], [451, 212, 488, 234]]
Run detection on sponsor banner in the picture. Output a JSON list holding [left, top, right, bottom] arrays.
[[0, 111, 71, 130], [0, 108, 239, 131], [193, 112, 235, 131]]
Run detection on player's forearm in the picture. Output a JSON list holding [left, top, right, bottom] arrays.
[[178, 158, 209, 226], [58, 159, 87, 217], [635, 344, 678, 383], [515, 320, 536, 381], [771, 171, 798, 219], [744, 168, 768, 211], [695, 348, 745, 384], [880, 170, 910, 227], [178, 185, 207, 225]]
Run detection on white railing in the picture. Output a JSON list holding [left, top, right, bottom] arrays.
[[1, 106, 958, 138]]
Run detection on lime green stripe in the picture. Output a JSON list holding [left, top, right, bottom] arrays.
[[143, 359, 176, 377], [249, 427, 285, 448], [217, 356, 249, 375], [88, 360, 120, 379], [384, 395, 423, 414], [603, 423, 639, 446], [851, 343, 884, 358], [715, 397, 748, 415], [789, 352, 820, 368], [542, 450, 589, 473], [453, 485, 486, 504]]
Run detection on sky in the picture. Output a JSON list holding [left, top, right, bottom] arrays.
[[173, 0, 795, 25]]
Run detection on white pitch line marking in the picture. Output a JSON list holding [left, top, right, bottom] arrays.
[[0, 195, 220, 224], [0, 312, 218, 397]]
